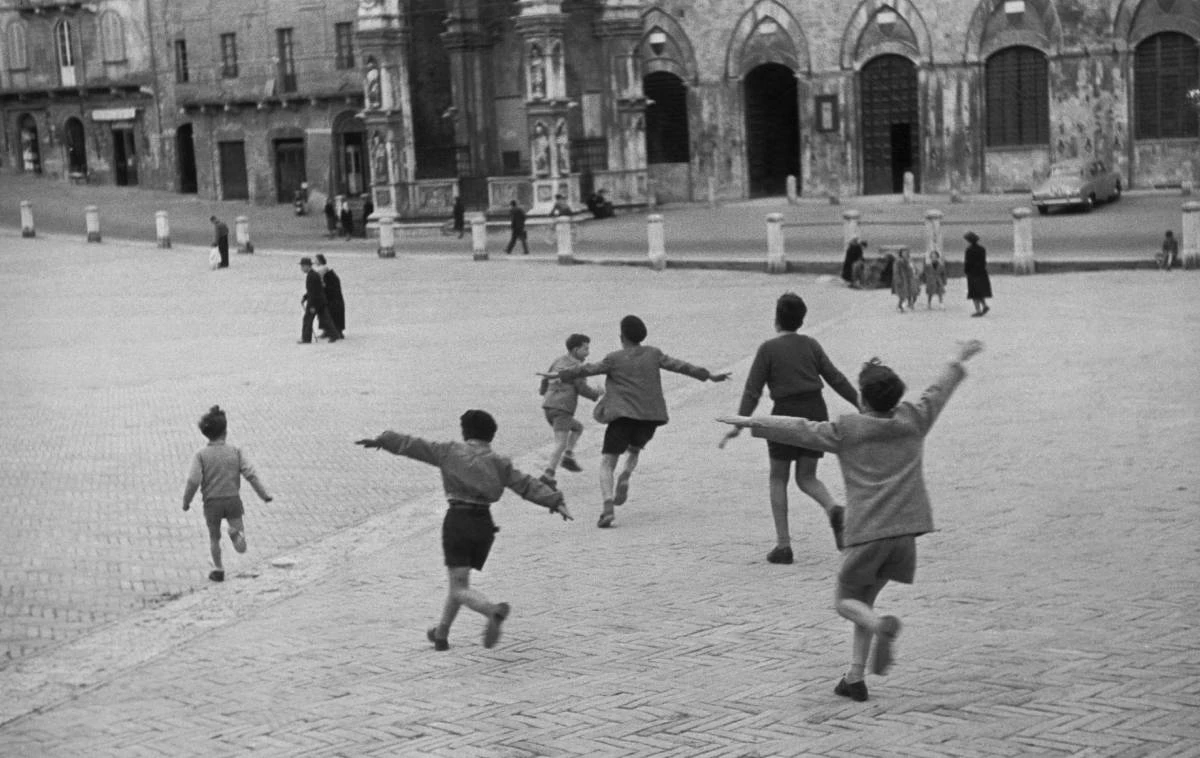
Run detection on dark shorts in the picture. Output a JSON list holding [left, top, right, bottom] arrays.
[[442, 506, 497, 571], [767, 393, 828, 460], [602, 417, 660, 456], [544, 408, 583, 434], [203, 496, 244, 540], [836, 535, 917, 602]]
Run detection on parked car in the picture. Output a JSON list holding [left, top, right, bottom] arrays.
[[1032, 158, 1122, 214]]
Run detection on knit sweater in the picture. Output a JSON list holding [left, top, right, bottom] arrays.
[[746, 361, 966, 547], [558, 345, 711, 424], [183, 440, 271, 507], [737, 332, 858, 416]]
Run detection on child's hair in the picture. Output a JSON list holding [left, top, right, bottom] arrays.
[[460, 409, 498, 442], [929, 249, 941, 261], [858, 359, 906, 412], [620, 315, 647, 344], [198, 405, 227, 440], [775, 292, 807, 332], [566, 333, 590, 352], [315, 254, 327, 265]]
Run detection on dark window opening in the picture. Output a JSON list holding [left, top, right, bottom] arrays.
[[644, 71, 691, 164], [1135, 32, 1199, 140], [985, 46, 1049, 147]]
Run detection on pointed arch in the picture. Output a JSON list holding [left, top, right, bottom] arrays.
[[1120, 0, 1200, 46], [641, 7, 698, 85], [839, 0, 933, 70], [6, 19, 29, 71], [725, 0, 810, 79], [100, 10, 126, 63], [963, 0, 1064, 61]]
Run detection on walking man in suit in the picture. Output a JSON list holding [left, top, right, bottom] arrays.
[[504, 200, 529, 255], [210, 216, 230, 268], [299, 257, 341, 344]]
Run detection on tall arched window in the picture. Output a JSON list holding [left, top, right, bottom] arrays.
[[985, 46, 1049, 147], [1134, 32, 1199, 139], [644, 71, 690, 164], [54, 20, 75, 85], [6, 21, 28, 71], [100, 11, 126, 63]]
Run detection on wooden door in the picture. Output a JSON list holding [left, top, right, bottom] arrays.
[[860, 55, 919, 195], [219, 141, 249, 200], [274, 139, 306, 203]]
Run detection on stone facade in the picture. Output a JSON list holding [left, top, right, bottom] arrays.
[[2, 0, 1197, 211]]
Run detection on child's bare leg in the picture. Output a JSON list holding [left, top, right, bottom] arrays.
[[209, 536, 223, 571], [836, 581, 887, 680], [768, 458, 792, 548], [440, 567, 496, 631], [599, 453, 619, 514], [794, 457, 839, 514], [227, 517, 247, 553], [545, 429, 571, 474], [565, 427, 582, 459]]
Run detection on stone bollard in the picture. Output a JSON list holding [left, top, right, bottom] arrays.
[[707, 176, 718, 209], [647, 214, 666, 272], [903, 171, 915, 203], [1012, 206, 1035, 275], [555, 216, 574, 265], [470, 213, 488, 261], [766, 213, 786, 273], [377, 216, 396, 258], [235, 216, 253, 253], [842, 209, 861, 249], [85, 205, 101, 243], [156, 210, 171, 249], [1183, 201, 1200, 269], [20, 200, 34, 238], [924, 209, 943, 262], [786, 175, 798, 205]]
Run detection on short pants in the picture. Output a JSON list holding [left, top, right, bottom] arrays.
[[442, 505, 497, 570], [836, 535, 917, 602], [203, 496, 245, 540], [767, 393, 828, 460], [602, 417, 660, 456], [544, 408, 583, 434]]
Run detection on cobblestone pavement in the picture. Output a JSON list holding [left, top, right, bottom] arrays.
[[0, 170, 1187, 262], [0, 227, 1197, 756]]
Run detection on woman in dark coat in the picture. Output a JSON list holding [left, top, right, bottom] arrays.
[[963, 231, 992, 317], [841, 237, 865, 286]]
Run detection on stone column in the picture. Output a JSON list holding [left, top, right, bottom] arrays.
[[85, 205, 101, 243], [156, 210, 171, 248], [1012, 206, 1034, 274], [555, 216, 574, 264], [470, 212, 488, 261], [786, 176, 798, 205], [1183, 201, 1200, 269], [842, 209, 861, 249], [515, 3, 575, 214], [766, 213, 786, 273], [357, 1, 417, 220], [20, 200, 34, 238], [235, 216, 252, 253], [647, 213, 665, 271], [595, 1, 648, 208], [441, 5, 494, 178], [377, 216, 396, 258], [924, 208, 943, 261], [903, 171, 915, 203]]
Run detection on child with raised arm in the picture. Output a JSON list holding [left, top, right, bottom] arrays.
[[542, 315, 730, 529], [720, 293, 859, 564], [356, 410, 572, 651], [538, 333, 603, 489], [182, 405, 273, 582], [718, 340, 983, 702]]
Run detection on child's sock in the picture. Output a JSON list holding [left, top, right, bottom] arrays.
[[845, 663, 866, 684]]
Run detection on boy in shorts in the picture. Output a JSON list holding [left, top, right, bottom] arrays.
[[356, 410, 572, 651], [182, 405, 273, 582], [718, 339, 983, 701], [543, 315, 730, 528], [538, 333, 603, 489]]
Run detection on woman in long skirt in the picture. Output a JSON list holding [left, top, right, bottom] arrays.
[[963, 231, 992, 317]]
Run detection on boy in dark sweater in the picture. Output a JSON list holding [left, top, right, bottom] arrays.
[[718, 339, 983, 701], [357, 410, 572, 651]]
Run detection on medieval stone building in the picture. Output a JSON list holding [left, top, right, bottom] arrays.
[[2, 1, 1198, 220]]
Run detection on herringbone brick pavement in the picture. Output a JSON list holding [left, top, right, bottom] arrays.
[[0, 228, 1197, 755]]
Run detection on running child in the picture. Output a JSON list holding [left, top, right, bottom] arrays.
[[718, 339, 984, 702], [541, 315, 730, 528], [182, 405, 273, 582], [356, 410, 572, 651], [538, 333, 603, 489]]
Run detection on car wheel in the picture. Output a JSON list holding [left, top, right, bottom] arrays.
[[1111, 182, 1121, 202], [1085, 194, 1096, 211], [1037, 205, 1049, 215]]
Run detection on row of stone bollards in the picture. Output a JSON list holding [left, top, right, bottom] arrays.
[[16, 202, 256, 253]]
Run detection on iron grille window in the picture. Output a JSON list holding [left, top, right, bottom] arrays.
[[276, 28, 296, 93], [985, 46, 1049, 147], [174, 39, 189, 83], [220, 33, 238, 78], [1135, 32, 1199, 140], [335, 22, 355, 70], [570, 138, 608, 174], [644, 71, 691, 163]]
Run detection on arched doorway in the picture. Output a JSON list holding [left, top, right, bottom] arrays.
[[332, 111, 367, 197], [18, 114, 41, 174], [644, 71, 691, 203], [860, 54, 919, 195], [176, 123, 197, 193], [744, 63, 799, 197], [63, 117, 87, 175]]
